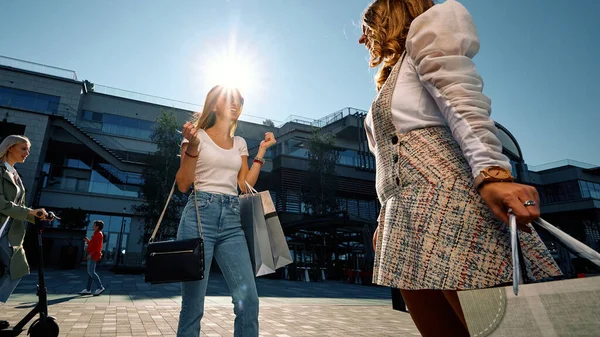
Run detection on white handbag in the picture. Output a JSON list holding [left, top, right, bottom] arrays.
[[458, 215, 600, 337]]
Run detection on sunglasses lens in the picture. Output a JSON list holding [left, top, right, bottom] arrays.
[[229, 93, 244, 105]]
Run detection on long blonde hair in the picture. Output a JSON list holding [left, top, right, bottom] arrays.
[[192, 85, 244, 138], [0, 135, 30, 162], [362, 0, 434, 91]]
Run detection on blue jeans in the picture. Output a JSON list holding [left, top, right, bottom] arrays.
[[0, 231, 21, 303], [86, 259, 103, 290], [176, 191, 259, 337]]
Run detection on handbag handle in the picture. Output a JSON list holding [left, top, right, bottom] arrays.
[[509, 213, 525, 295], [510, 213, 600, 295], [149, 181, 203, 243], [533, 217, 600, 268]]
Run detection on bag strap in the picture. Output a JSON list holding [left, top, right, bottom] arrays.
[[193, 184, 202, 238], [509, 214, 525, 295], [511, 213, 600, 295], [149, 181, 202, 243]]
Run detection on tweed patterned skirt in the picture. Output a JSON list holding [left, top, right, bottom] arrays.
[[373, 126, 562, 290]]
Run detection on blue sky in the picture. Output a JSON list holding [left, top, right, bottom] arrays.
[[0, 0, 598, 166]]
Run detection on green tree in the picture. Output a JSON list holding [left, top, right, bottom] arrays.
[[303, 129, 340, 215], [132, 110, 186, 243]]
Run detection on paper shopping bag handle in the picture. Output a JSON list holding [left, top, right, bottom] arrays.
[[244, 181, 259, 195]]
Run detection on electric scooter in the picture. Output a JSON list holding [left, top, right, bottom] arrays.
[[0, 211, 60, 337]]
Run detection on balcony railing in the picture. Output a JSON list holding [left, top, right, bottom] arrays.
[[282, 107, 368, 129], [91, 84, 202, 112], [0, 55, 78, 80]]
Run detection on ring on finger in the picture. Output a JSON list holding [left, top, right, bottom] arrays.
[[524, 200, 536, 207]]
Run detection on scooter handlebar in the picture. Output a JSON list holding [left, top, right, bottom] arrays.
[[35, 211, 60, 221]]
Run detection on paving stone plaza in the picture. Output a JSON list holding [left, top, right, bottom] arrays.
[[0, 269, 420, 337]]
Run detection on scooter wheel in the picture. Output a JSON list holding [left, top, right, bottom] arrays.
[[28, 316, 59, 337]]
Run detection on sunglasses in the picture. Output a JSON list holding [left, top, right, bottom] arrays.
[[226, 91, 245, 106]]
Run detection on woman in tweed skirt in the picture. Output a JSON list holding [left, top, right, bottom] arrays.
[[358, 0, 562, 336]]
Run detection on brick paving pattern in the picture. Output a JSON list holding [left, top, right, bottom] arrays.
[[0, 269, 420, 336]]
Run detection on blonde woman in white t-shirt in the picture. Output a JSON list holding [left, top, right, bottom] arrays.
[[175, 85, 276, 337]]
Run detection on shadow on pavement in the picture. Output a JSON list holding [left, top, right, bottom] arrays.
[[14, 269, 392, 302], [14, 295, 80, 309]]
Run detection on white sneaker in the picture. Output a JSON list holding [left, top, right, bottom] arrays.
[[93, 287, 106, 296], [78, 289, 92, 295]]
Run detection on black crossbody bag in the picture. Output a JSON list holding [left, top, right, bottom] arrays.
[[144, 181, 204, 284]]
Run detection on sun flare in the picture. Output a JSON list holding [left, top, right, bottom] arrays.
[[199, 37, 262, 99], [204, 54, 256, 94]]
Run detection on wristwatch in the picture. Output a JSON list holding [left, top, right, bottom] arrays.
[[474, 166, 515, 190]]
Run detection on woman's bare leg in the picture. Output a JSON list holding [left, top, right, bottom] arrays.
[[400, 289, 469, 337], [443, 290, 468, 330]]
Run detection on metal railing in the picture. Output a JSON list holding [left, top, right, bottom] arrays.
[[238, 113, 284, 127], [54, 104, 149, 163], [0, 55, 78, 80], [91, 84, 202, 112], [281, 107, 368, 129], [74, 122, 151, 163]]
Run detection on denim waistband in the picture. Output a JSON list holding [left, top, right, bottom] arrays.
[[193, 190, 239, 203]]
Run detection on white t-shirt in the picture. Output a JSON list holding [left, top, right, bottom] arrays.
[[182, 129, 249, 196]]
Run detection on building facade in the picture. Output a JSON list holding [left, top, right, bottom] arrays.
[[526, 161, 600, 276], [0, 55, 195, 268], [1, 55, 597, 280]]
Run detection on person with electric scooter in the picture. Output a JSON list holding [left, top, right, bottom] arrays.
[[0, 135, 49, 331], [0, 211, 61, 337]]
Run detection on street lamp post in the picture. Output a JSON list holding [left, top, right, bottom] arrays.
[[115, 207, 126, 268]]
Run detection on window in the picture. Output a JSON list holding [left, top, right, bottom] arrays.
[[66, 158, 91, 169], [285, 139, 309, 159], [509, 160, 520, 181], [82, 110, 102, 122], [0, 85, 59, 114], [0, 122, 26, 142], [579, 180, 600, 199], [301, 202, 313, 215], [538, 180, 582, 204], [337, 197, 378, 221], [284, 192, 302, 213], [338, 149, 358, 167], [42, 141, 143, 198], [80, 110, 155, 140]]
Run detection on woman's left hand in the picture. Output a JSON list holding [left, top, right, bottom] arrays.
[[260, 132, 277, 149], [478, 182, 540, 233]]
